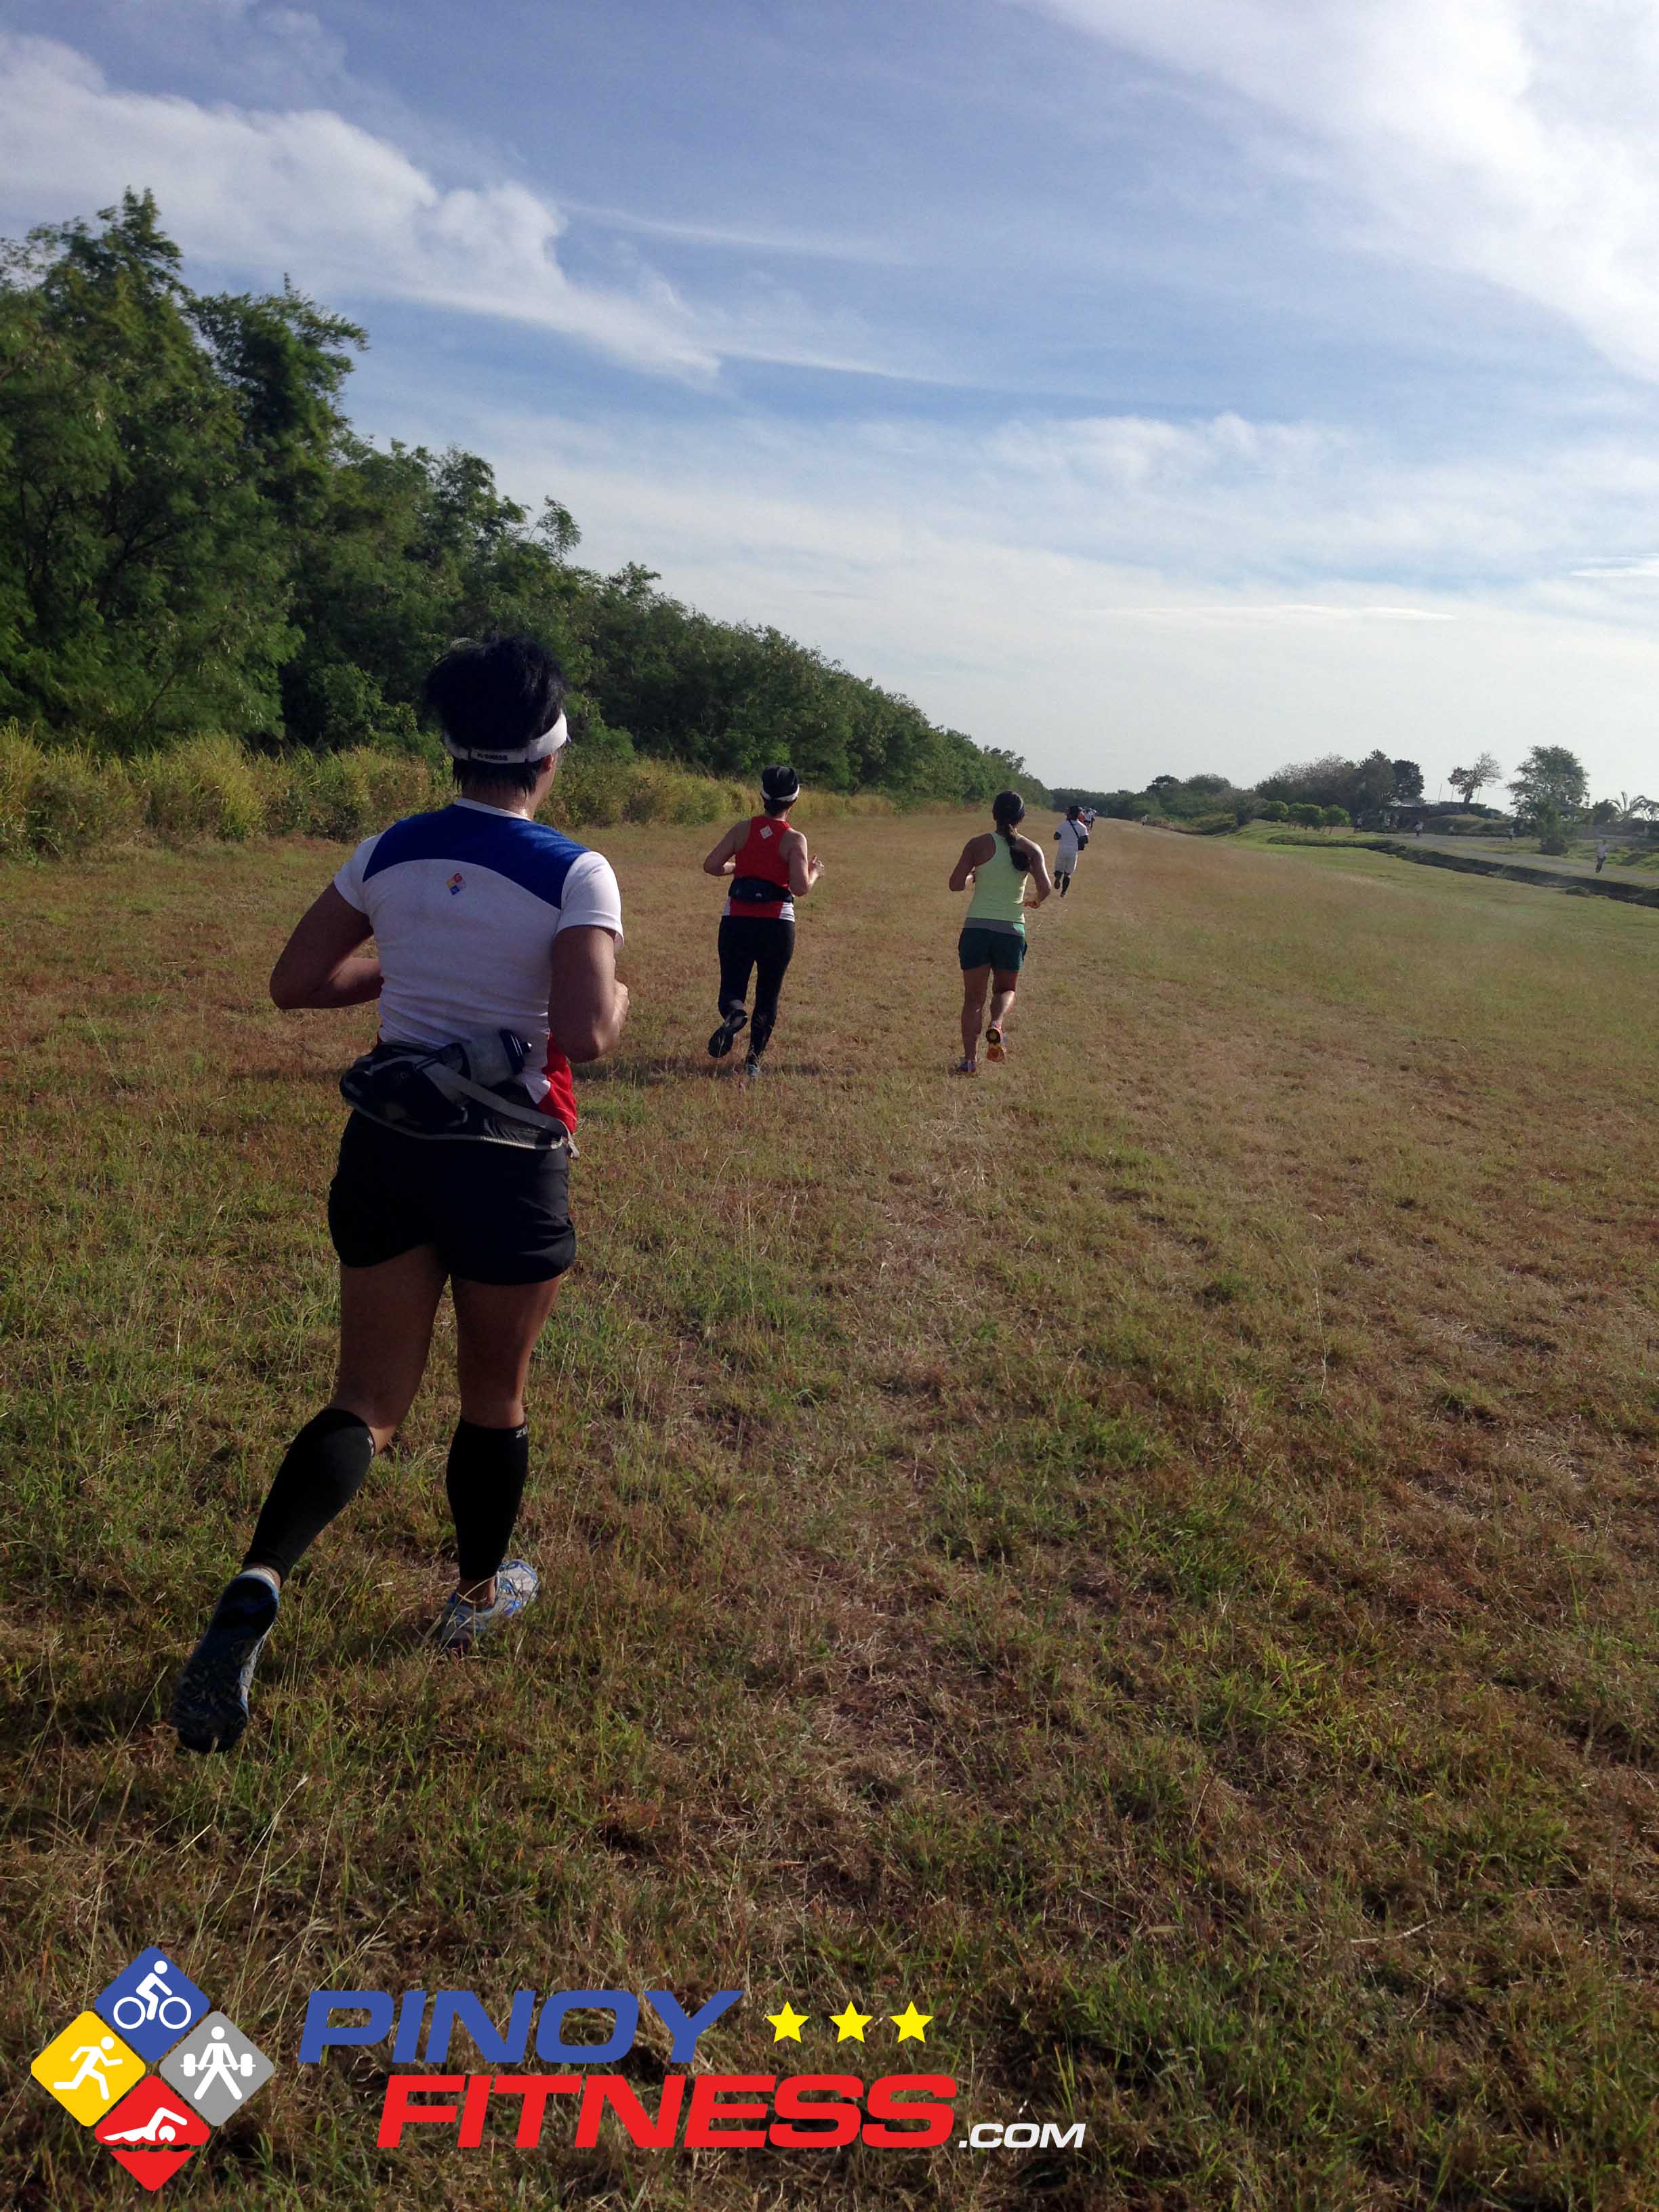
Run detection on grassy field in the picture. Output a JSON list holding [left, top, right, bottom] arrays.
[[3, 814, 1657, 2210]]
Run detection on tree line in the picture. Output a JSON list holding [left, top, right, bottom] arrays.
[[0, 194, 1040, 807], [1056, 744, 1612, 846]]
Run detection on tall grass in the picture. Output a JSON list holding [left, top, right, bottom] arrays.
[[0, 722, 897, 859]]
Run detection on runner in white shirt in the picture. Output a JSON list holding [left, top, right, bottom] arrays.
[[1052, 806, 1089, 897], [173, 635, 628, 1754]]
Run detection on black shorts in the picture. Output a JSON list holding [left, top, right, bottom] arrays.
[[327, 1113, 577, 1285], [958, 925, 1026, 974]]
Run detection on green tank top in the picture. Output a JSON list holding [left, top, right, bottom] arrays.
[[966, 834, 1029, 930]]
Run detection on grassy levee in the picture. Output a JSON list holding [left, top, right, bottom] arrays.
[[3, 818, 1657, 2209]]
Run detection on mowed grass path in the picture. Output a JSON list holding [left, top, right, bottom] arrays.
[[3, 817, 1656, 2211]]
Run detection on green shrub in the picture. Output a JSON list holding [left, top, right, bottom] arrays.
[[29, 745, 140, 857], [0, 723, 46, 859], [142, 735, 266, 842]]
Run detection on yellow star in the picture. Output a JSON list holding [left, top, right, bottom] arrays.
[[829, 2003, 874, 2043], [766, 2003, 809, 2043], [890, 2003, 932, 2043]]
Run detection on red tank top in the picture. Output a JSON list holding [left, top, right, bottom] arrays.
[[724, 815, 796, 920]]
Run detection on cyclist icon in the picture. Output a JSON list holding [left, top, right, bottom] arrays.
[[111, 1956, 194, 2036]]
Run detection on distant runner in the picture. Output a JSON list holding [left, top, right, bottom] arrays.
[[948, 790, 1052, 1073], [701, 766, 823, 1080], [1596, 838, 1610, 874], [172, 635, 628, 1753], [1052, 804, 1089, 896]]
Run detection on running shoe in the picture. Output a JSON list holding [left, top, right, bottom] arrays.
[[985, 1025, 1006, 1063], [952, 1057, 979, 1076], [708, 1008, 748, 1059], [172, 1572, 280, 1754], [431, 1558, 540, 1655], [743, 1054, 763, 1080]]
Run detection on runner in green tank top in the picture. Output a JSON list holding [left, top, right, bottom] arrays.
[[947, 790, 1052, 1073]]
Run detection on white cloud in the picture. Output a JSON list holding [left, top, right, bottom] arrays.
[[0, 35, 917, 379], [1020, 0, 1659, 382]]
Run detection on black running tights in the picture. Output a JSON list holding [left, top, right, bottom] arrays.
[[717, 915, 795, 1057]]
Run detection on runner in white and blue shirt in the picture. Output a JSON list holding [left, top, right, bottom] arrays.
[[173, 636, 628, 1755], [332, 798, 622, 1136]]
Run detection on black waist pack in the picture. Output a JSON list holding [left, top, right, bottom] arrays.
[[729, 874, 792, 904], [340, 1032, 575, 1153]]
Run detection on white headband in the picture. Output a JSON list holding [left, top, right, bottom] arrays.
[[442, 710, 568, 766]]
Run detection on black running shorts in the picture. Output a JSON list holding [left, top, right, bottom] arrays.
[[327, 1113, 577, 1284], [958, 924, 1026, 973]]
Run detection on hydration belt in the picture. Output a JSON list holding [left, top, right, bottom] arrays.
[[340, 1031, 576, 1153], [728, 874, 792, 905]]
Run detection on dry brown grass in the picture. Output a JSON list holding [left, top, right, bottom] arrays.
[[1, 815, 1656, 2209]]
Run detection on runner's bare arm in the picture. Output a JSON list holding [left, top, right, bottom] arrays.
[[701, 821, 745, 876], [949, 834, 994, 891], [270, 886, 382, 1009], [1023, 841, 1055, 904], [785, 827, 823, 897], [548, 924, 629, 1063]]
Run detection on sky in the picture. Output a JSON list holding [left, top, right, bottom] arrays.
[[5, 2, 1659, 799]]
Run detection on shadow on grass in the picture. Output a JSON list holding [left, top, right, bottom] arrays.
[[577, 1054, 830, 1082]]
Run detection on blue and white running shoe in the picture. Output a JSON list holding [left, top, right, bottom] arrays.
[[431, 1559, 540, 1654], [172, 1572, 280, 1753]]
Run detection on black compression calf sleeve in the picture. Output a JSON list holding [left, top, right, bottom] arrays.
[[243, 1408, 377, 1579], [447, 1420, 531, 1584]]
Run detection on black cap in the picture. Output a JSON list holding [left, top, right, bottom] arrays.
[[761, 765, 800, 806]]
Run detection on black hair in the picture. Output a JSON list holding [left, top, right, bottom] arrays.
[[449, 756, 544, 796], [424, 634, 567, 793], [760, 764, 800, 817], [992, 789, 1031, 873]]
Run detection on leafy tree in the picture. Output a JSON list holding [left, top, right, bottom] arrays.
[[1448, 752, 1502, 808], [1320, 805, 1350, 831], [1257, 798, 1288, 821], [0, 192, 1050, 803], [1288, 802, 1323, 828], [1391, 758, 1425, 802], [1507, 745, 1587, 824], [0, 192, 293, 746]]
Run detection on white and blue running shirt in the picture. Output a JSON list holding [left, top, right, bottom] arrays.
[[333, 798, 623, 1133], [1055, 819, 1085, 870]]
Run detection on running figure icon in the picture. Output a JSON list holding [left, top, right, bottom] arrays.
[[52, 2034, 123, 2101]]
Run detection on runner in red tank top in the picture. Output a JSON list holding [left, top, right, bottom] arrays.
[[701, 765, 824, 1076]]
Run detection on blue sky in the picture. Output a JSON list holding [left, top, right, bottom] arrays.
[[7, 0, 1659, 798]]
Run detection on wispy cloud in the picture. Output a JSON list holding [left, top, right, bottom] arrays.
[[1019, 0, 1659, 382], [0, 35, 933, 382], [1091, 604, 1454, 622]]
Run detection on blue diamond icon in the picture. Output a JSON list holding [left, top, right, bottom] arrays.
[[91, 1950, 211, 2062]]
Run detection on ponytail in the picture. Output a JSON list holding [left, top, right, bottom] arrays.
[[992, 790, 1031, 874]]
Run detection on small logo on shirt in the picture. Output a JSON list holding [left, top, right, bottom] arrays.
[[447, 872, 464, 897], [759, 826, 773, 840]]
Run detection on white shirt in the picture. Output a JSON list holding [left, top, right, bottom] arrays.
[[333, 798, 623, 1130], [1055, 819, 1085, 865]]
